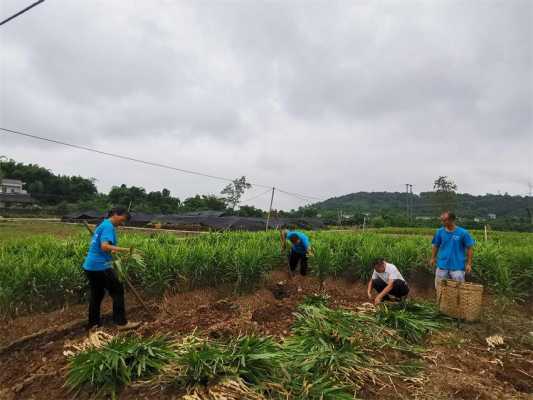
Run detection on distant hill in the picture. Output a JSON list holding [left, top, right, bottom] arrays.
[[313, 191, 532, 220]]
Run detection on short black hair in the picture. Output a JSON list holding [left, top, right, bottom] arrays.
[[107, 207, 131, 220], [443, 211, 456, 221], [372, 257, 385, 268]]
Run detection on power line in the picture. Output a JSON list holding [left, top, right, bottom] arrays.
[[240, 188, 273, 203], [277, 190, 315, 203], [0, 126, 324, 202], [0, 0, 45, 27], [0, 127, 269, 187], [277, 188, 325, 202]]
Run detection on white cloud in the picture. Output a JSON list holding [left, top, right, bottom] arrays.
[[1, 0, 531, 209]]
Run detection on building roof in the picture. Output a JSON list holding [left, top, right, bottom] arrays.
[[130, 212, 159, 223], [0, 193, 36, 203], [1, 179, 23, 185], [60, 210, 325, 231], [62, 210, 106, 219], [178, 210, 227, 217]]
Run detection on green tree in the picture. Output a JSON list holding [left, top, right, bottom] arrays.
[[432, 176, 457, 214], [221, 176, 252, 210], [371, 215, 386, 228], [433, 176, 457, 192], [0, 159, 97, 204], [237, 205, 265, 217], [108, 185, 146, 207], [182, 194, 227, 211], [0, 156, 7, 181]]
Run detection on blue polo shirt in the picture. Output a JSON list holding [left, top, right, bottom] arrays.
[[82, 219, 116, 271], [286, 231, 310, 254], [432, 226, 474, 271]]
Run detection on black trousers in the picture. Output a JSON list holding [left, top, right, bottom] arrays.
[[372, 278, 409, 298], [85, 269, 127, 328], [289, 250, 308, 276]]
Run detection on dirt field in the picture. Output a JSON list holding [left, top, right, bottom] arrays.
[[0, 270, 532, 400]]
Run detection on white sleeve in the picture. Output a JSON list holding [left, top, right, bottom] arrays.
[[371, 270, 377, 280], [386, 264, 400, 281]]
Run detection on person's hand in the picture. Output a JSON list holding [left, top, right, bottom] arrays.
[[465, 263, 472, 274], [374, 295, 383, 305], [367, 291, 373, 301], [430, 257, 436, 268]]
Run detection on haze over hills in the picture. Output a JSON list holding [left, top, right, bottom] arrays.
[[2, 159, 532, 231], [311, 191, 531, 220]]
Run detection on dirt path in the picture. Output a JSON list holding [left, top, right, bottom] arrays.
[[0, 271, 531, 400]]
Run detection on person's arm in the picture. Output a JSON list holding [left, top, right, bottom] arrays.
[[99, 225, 129, 254], [101, 242, 130, 253], [303, 237, 312, 255], [430, 245, 438, 267], [280, 230, 287, 252], [463, 231, 475, 274], [375, 278, 394, 304], [367, 279, 373, 300], [431, 231, 441, 267], [465, 247, 473, 274]]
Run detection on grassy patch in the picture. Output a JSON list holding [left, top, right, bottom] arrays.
[[66, 300, 448, 398], [66, 335, 175, 399], [374, 300, 449, 343], [2, 228, 531, 316]]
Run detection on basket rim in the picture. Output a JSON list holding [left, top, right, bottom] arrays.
[[439, 279, 483, 289]]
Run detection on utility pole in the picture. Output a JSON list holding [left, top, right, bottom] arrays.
[[527, 181, 533, 225], [265, 187, 275, 231], [409, 184, 414, 223], [405, 183, 409, 217]]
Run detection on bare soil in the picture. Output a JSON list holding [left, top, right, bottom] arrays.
[[1, 270, 532, 400]]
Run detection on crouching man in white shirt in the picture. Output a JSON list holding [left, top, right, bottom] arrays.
[[367, 258, 410, 305]]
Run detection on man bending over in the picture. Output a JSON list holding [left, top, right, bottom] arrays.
[[367, 258, 409, 305], [281, 229, 310, 277]]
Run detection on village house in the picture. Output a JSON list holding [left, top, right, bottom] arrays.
[[0, 179, 36, 208], [1, 179, 27, 194]]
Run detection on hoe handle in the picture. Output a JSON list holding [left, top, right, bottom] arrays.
[[83, 220, 94, 235]]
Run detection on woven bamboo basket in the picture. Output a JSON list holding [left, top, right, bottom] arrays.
[[437, 280, 483, 321]]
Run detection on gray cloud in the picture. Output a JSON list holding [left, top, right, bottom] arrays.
[[1, 0, 531, 209]]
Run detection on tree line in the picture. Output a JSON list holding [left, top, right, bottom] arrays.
[[0, 159, 264, 216], [290, 177, 533, 232], [2, 161, 531, 231]]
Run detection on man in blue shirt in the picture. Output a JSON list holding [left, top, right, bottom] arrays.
[[83, 207, 138, 330], [281, 230, 311, 277], [431, 211, 475, 289]]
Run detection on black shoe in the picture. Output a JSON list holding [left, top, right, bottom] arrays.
[[117, 321, 141, 331], [390, 296, 403, 302], [86, 323, 102, 331]]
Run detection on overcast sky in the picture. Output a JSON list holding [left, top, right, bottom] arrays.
[[1, 0, 532, 210]]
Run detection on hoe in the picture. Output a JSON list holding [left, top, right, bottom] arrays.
[[83, 221, 151, 314]]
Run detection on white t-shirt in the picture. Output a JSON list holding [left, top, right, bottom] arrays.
[[372, 262, 405, 282]]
